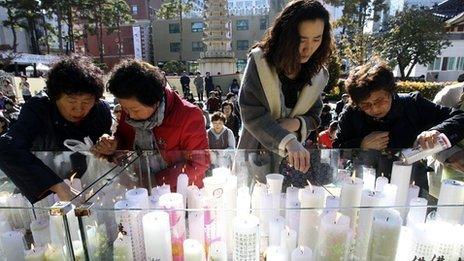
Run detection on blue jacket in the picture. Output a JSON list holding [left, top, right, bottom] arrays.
[[334, 92, 464, 148], [0, 96, 112, 203]]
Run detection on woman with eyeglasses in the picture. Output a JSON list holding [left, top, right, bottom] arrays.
[[333, 58, 464, 150], [93, 60, 209, 189]]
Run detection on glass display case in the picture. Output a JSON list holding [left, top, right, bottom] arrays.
[[0, 149, 463, 260]]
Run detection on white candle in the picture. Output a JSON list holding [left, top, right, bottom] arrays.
[[298, 187, 324, 249], [183, 239, 205, 261], [113, 232, 133, 261], [362, 166, 376, 191], [314, 212, 352, 261], [437, 179, 464, 224], [354, 190, 386, 261], [367, 209, 402, 260], [266, 246, 288, 261], [209, 241, 227, 261], [187, 184, 201, 209], [290, 246, 312, 261], [340, 177, 363, 228], [269, 215, 285, 246], [285, 186, 300, 232], [259, 192, 273, 253], [406, 197, 428, 228], [188, 211, 204, 246], [151, 184, 171, 198], [375, 174, 389, 192], [407, 182, 420, 205], [125, 187, 149, 209], [0, 219, 11, 234], [159, 193, 186, 260], [24, 244, 45, 261], [280, 226, 297, 259], [323, 195, 340, 215], [266, 173, 284, 195], [176, 173, 189, 206], [114, 200, 144, 260], [233, 214, 260, 261], [142, 211, 172, 261], [382, 183, 398, 207], [212, 167, 231, 178], [1, 231, 25, 261], [30, 219, 50, 247], [391, 161, 413, 218], [251, 182, 267, 217], [64, 174, 82, 193], [237, 186, 251, 217]]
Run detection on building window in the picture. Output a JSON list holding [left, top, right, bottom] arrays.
[[236, 19, 249, 30], [192, 41, 203, 52], [447, 57, 456, 70], [457, 57, 464, 70], [428, 57, 441, 71], [170, 42, 181, 52], [236, 40, 249, 50], [169, 23, 180, 34], [236, 59, 247, 72], [132, 5, 138, 15], [458, 25, 464, 32], [260, 18, 267, 30], [191, 22, 203, 33], [441, 57, 449, 71]]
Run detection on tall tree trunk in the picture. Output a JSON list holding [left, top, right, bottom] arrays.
[[42, 14, 50, 54], [67, 7, 74, 52], [117, 21, 122, 59], [99, 20, 104, 64], [57, 11, 64, 53], [179, 0, 183, 62], [28, 18, 40, 54], [6, 10, 18, 52], [83, 23, 89, 54]]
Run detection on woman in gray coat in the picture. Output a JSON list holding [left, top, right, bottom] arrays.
[[237, 0, 334, 178]]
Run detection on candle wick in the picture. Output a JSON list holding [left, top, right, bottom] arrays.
[[386, 217, 389, 222]]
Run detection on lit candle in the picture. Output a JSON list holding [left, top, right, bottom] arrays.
[[114, 200, 144, 260], [209, 241, 227, 261], [187, 183, 201, 209], [269, 215, 285, 246], [298, 186, 324, 249], [151, 183, 171, 198], [382, 184, 398, 207], [30, 219, 50, 247], [44, 244, 65, 261], [183, 239, 205, 261], [314, 212, 351, 261], [266, 173, 284, 195], [375, 173, 388, 192], [1, 231, 25, 261], [176, 172, 189, 206], [142, 211, 172, 261], [232, 214, 260, 261], [361, 166, 376, 191], [187, 211, 204, 246], [24, 244, 45, 261], [259, 192, 273, 253], [354, 190, 386, 261], [125, 187, 149, 209], [251, 181, 266, 217], [285, 185, 300, 232], [367, 209, 402, 260], [113, 232, 133, 261], [437, 179, 464, 224], [340, 176, 363, 228], [266, 246, 288, 261], [290, 246, 313, 261], [159, 193, 186, 261], [237, 186, 251, 217], [323, 195, 340, 215], [406, 197, 428, 228], [391, 161, 413, 218], [407, 181, 420, 207], [280, 226, 297, 259], [64, 172, 82, 193]]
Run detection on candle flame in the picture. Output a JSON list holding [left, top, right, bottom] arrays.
[[291, 183, 293, 188], [412, 181, 415, 186], [285, 226, 290, 234], [117, 232, 124, 240], [182, 166, 186, 173], [351, 170, 356, 180], [69, 172, 77, 183], [31, 243, 35, 251], [381, 172, 384, 177]]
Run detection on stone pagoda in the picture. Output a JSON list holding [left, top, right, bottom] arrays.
[[199, 0, 237, 75]]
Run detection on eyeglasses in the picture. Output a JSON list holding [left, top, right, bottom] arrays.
[[358, 94, 391, 112]]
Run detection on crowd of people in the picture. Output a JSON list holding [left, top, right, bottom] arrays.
[[0, 0, 462, 203]]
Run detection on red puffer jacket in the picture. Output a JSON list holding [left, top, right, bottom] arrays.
[[115, 87, 210, 189]]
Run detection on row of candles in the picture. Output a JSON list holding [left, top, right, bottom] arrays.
[[0, 160, 464, 260]]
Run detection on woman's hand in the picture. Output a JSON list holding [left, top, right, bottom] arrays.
[[415, 130, 441, 150], [285, 139, 311, 173], [50, 182, 78, 201], [92, 134, 117, 156], [278, 118, 300, 132], [361, 131, 389, 150]]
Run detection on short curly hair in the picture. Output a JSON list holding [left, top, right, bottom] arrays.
[[46, 56, 104, 100], [107, 60, 166, 106], [211, 112, 226, 123], [345, 58, 396, 105]]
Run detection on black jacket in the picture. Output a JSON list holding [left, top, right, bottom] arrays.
[[0, 96, 112, 203], [334, 92, 464, 148]]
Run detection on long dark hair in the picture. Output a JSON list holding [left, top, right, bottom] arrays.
[[253, 0, 334, 81]]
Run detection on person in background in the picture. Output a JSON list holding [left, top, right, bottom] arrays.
[[318, 121, 337, 148], [0, 92, 11, 110], [319, 103, 332, 131], [207, 91, 221, 113], [238, 0, 333, 174], [180, 71, 190, 97], [193, 72, 204, 101], [221, 101, 241, 142], [94, 60, 209, 189], [229, 79, 240, 95], [0, 56, 112, 203], [205, 72, 214, 98], [0, 114, 9, 135], [335, 93, 349, 118], [186, 92, 196, 104], [20, 76, 32, 103], [226, 92, 241, 122], [2, 79, 16, 103], [207, 112, 236, 149], [214, 85, 223, 100]]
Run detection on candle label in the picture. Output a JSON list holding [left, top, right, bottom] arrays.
[[233, 231, 258, 260]]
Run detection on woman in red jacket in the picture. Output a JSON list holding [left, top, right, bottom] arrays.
[[94, 60, 209, 189]]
